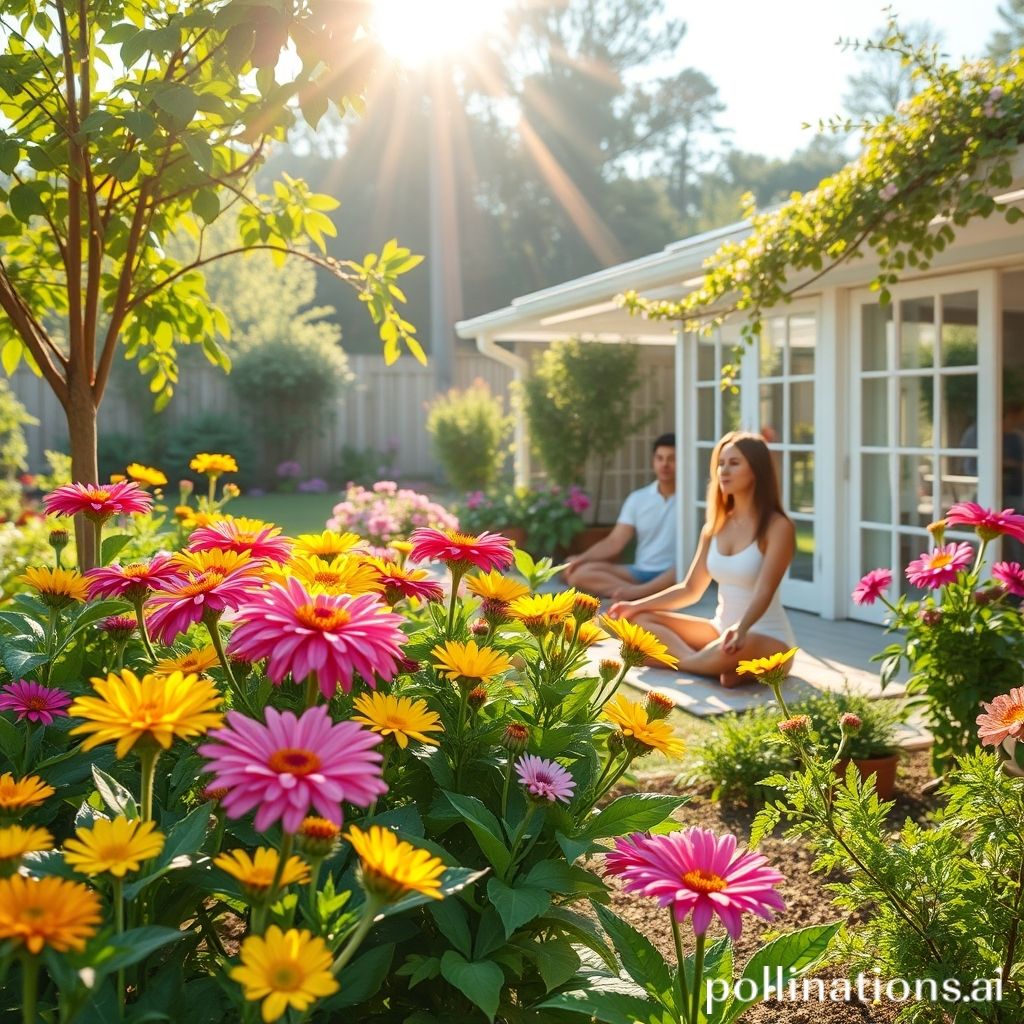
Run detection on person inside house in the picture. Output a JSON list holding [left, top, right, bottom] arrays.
[[562, 433, 677, 600], [607, 430, 797, 688]]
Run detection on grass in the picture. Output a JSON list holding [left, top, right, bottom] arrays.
[[229, 493, 339, 535]]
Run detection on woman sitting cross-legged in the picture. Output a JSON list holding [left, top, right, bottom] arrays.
[[607, 430, 797, 688]]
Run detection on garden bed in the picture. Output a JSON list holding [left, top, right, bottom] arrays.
[[614, 750, 938, 1023]]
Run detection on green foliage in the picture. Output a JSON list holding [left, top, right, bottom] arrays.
[[161, 414, 257, 491], [518, 340, 654, 509], [333, 442, 398, 488], [457, 484, 589, 557], [426, 380, 512, 492], [807, 690, 905, 760], [0, 378, 35, 521]]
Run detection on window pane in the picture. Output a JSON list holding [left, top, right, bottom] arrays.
[[789, 316, 816, 375], [722, 387, 741, 433], [899, 533, 928, 597], [759, 383, 783, 444], [697, 339, 716, 382], [899, 376, 934, 448], [697, 387, 715, 442], [792, 519, 814, 581], [862, 303, 891, 372], [862, 378, 888, 446], [941, 291, 978, 368], [861, 454, 891, 522], [940, 454, 978, 510], [898, 454, 934, 528], [861, 528, 892, 578], [941, 374, 977, 448], [899, 296, 935, 370], [790, 381, 814, 443], [789, 451, 814, 514], [760, 317, 785, 377]]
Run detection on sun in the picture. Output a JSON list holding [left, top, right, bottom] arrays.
[[371, 0, 508, 68]]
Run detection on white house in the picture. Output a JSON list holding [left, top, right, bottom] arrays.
[[456, 160, 1024, 626]]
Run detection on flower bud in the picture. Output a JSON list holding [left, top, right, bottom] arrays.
[[222, 483, 241, 499], [839, 712, 862, 734], [778, 714, 811, 736], [100, 615, 137, 642], [201, 784, 230, 805], [501, 722, 529, 753], [644, 691, 674, 721], [470, 618, 490, 638], [178, 479, 194, 497], [599, 659, 622, 684], [48, 527, 69, 566], [468, 686, 488, 711], [920, 609, 943, 627], [607, 730, 626, 756], [295, 816, 341, 860], [926, 519, 946, 545], [572, 593, 600, 625], [396, 655, 421, 676]]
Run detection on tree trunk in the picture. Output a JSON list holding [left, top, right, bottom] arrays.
[[65, 372, 98, 570]]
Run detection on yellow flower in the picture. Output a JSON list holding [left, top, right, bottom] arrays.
[[0, 773, 54, 818], [292, 530, 363, 559], [189, 453, 238, 477], [0, 875, 102, 954], [153, 645, 220, 677], [171, 547, 255, 576], [464, 570, 530, 604], [508, 591, 577, 631], [126, 463, 168, 488], [566, 620, 608, 647], [20, 566, 89, 608], [64, 816, 165, 878], [231, 925, 339, 1023], [431, 639, 514, 686], [346, 824, 445, 902], [603, 695, 686, 758], [267, 554, 382, 596], [69, 670, 223, 759], [736, 647, 799, 687], [177, 508, 223, 530], [352, 692, 443, 748], [0, 825, 52, 875], [214, 848, 310, 899], [390, 539, 413, 556], [295, 817, 342, 859], [600, 615, 679, 669]]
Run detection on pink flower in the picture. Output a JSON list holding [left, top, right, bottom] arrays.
[[604, 828, 785, 939], [905, 542, 974, 589], [189, 517, 292, 564], [0, 680, 72, 725], [99, 615, 138, 640], [227, 579, 407, 699], [992, 561, 1024, 598], [371, 560, 445, 604], [839, 713, 862, 732], [977, 687, 1024, 747], [410, 527, 515, 574], [86, 556, 182, 602], [515, 755, 576, 803], [878, 182, 899, 202], [852, 568, 892, 606], [566, 486, 590, 515], [44, 481, 152, 522], [198, 706, 386, 832], [145, 564, 262, 644], [945, 502, 1024, 543]]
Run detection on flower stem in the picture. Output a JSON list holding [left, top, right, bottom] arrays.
[[139, 748, 160, 823], [500, 753, 516, 819], [445, 567, 466, 636], [505, 804, 537, 876], [21, 954, 38, 1024], [591, 662, 629, 713], [690, 931, 706, 1024], [113, 876, 125, 1019], [93, 517, 105, 568], [670, 912, 691, 1024], [303, 673, 320, 708], [42, 607, 58, 686], [131, 596, 158, 665], [367, 746, 391, 818], [332, 896, 382, 975], [265, 832, 295, 920], [205, 616, 239, 689]]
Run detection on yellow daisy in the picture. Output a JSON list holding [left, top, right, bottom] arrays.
[[431, 639, 514, 686], [352, 692, 443, 748], [153, 645, 220, 677], [0, 825, 52, 875], [0, 773, 54, 819], [464, 570, 530, 604], [737, 647, 799, 687], [214, 848, 310, 898], [126, 463, 168, 488], [171, 547, 255, 576], [346, 824, 445, 902], [292, 530, 363, 559], [572, 592, 601, 622], [565, 619, 608, 647], [189, 453, 238, 477], [0, 875, 102, 954], [231, 925, 339, 1023], [600, 615, 679, 669], [267, 553, 382, 596], [64, 816, 165, 877], [69, 670, 223, 759], [508, 591, 577, 632], [20, 566, 89, 608], [603, 695, 686, 758]]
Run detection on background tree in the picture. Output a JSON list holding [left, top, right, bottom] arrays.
[[0, 0, 422, 565], [988, 0, 1024, 59]]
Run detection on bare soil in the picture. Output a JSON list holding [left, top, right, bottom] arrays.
[[615, 751, 941, 1023]]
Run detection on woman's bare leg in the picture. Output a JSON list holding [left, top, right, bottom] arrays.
[[679, 633, 794, 688], [631, 611, 720, 665]]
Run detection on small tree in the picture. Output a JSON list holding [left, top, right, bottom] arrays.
[[519, 339, 654, 520], [0, 378, 37, 521], [426, 378, 511, 492]]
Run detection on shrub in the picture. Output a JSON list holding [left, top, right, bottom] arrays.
[[160, 413, 257, 490], [333, 441, 398, 488], [805, 690, 905, 760], [425, 378, 511, 491], [326, 480, 457, 547], [0, 378, 37, 521]]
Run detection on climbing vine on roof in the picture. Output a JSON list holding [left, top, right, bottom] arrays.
[[620, 20, 1024, 383]]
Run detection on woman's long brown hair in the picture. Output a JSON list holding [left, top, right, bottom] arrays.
[[704, 431, 788, 548]]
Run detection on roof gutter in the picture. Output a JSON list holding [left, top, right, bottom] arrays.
[[474, 332, 531, 486]]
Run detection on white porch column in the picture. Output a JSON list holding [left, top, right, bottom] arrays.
[[675, 325, 694, 579], [818, 287, 846, 620]]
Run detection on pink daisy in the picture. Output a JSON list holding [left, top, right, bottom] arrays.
[[371, 560, 445, 604], [197, 706, 386, 832], [604, 827, 785, 939], [992, 561, 1024, 598], [515, 754, 576, 804], [99, 615, 138, 641], [86, 555, 182, 602], [145, 565, 262, 645], [188, 517, 293, 564], [945, 502, 1024, 543], [409, 527, 515, 574], [905, 542, 974, 589], [44, 481, 152, 522], [852, 568, 892, 606], [0, 680, 72, 725], [977, 687, 1024, 747], [227, 578, 407, 699]]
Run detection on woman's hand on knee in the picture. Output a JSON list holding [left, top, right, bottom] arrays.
[[607, 600, 638, 621], [720, 623, 747, 654]]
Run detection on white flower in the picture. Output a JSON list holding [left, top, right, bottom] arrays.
[[879, 182, 899, 202]]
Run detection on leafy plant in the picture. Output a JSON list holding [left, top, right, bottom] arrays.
[[806, 690, 905, 760], [327, 480, 457, 547], [0, 378, 37, 522]]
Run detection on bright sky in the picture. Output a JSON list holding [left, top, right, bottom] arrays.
[[672, 0, 1005, 158]]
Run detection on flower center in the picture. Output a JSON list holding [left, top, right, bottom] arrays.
[[294, 603, 350, 631], [312, 570, 344, 587], [22, 905, 45, 921], [178, 572, 223, 597], [83, 488, 111, 502], [24, 697, 47, 711], [270, 961, 302, 990], [682, 869, 728, 894], [122, 564, 151, 579], [268, 748, 322, 776], [928, 553, 954, 570], [1002, 706, 1024, 726]]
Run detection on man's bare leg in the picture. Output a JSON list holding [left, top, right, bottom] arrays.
[[564, 562, 635, 598]]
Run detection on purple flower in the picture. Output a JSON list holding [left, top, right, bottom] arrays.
[[298, 477, 328, 493], [515, 754, 576, 804], [0, 680, 72, 725], [276, 460, 303, 479]]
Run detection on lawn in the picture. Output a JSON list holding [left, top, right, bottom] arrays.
[[229, 492, 340, 535]]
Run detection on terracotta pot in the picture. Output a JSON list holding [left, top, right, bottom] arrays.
[[494, 525, 528, 548], [1001, 737, 1024, 777], [833, 753, 900, 801], [568, 525, 615, 556]]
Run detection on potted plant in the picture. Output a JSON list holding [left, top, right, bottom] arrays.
[[805, 690, 905, 800], [518, 484, 589, 558], [455, 488, 528, 548]]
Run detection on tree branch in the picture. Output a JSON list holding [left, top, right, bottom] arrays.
[[0, 267, 69, 405], [78, 0, 103, 381]]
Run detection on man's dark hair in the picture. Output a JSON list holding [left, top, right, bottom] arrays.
[[652, 433, 675, 452]]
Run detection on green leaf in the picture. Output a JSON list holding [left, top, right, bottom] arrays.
[[1, 644, 49, 679], [153, 83, 198, 123], [111, 150, 140, 183], [428, 898, 472, 959], [0, 714, 25, 768], [381, 866, 487, 921], [486, 878, 550, 938], [439, 952, 504, 1022], [192, 188, 220, 225], [595, 903, 678, 1011], [533, 938, 580, 992], [443, 792, 511, 874], [1, 339, 23, 375], [524, 859, 606, 896], [541, 907, 618, 972], [539, 990, 663, 1024], [579, 794, 687, 840], [326, 943, 394, 1008], [123, 804, 210, 899], [9, 183, 45, 222], [91, 765, 138, 819], [101, 927, 188, 972], [101, 534, 132, 565]]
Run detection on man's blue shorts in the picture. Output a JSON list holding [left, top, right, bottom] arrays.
[[626, 565, 670, 584]]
